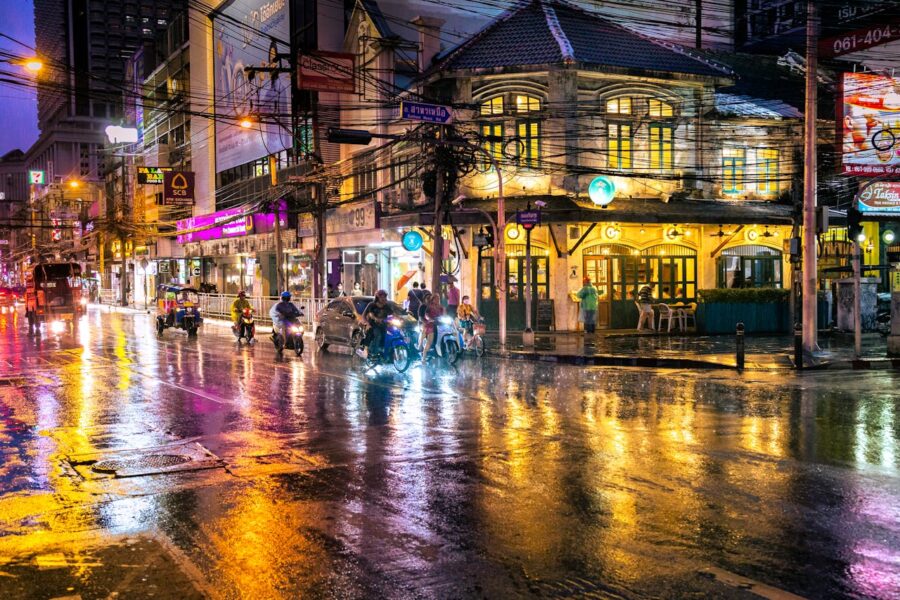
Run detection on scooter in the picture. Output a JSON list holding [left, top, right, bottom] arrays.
[[273, 319, 305, 356], [233, 307, 256, 344], [423, 316, 461, 365], [357, 317, 413, 373]]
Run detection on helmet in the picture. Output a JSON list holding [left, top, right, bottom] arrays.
[[375, 289, 388, 298], [280, 291, 291, 300], [238, 290, 246, 298]]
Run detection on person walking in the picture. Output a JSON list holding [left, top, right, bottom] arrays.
[[577, 277, 599, 334], [407, 282, 424, 320], [636, 284, 656, 331], [445, 279, 460, 318]]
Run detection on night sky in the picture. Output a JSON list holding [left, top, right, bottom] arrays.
[[0, 0, 39, 157]]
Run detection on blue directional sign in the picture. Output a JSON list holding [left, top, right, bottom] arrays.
[[400, 101, 453, 124], [516, 209, 541, 231]]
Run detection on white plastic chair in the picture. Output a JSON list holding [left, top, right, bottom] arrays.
[[657, 304, 683, 332], [679, 302, 697, 331]]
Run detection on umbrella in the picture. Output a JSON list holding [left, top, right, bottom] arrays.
[[396, 270, 418, 291]]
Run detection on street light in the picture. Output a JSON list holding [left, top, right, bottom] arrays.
[[67, 180, 81, 190], [23, 58, 42, 73], [239, 117, 255, 129]]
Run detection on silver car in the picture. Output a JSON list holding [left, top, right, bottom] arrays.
[[314, 295, 373, 352]]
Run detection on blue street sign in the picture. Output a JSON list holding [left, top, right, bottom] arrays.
[[402, 230, 424, 251], [400, 101, 453, 124], [516, 209, 541, 231]]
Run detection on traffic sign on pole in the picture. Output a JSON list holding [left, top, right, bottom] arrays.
[[400, 101, 453, 124], [516, 209, 541, 231]]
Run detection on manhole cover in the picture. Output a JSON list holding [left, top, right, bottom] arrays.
[[92, 454, 192, 474]]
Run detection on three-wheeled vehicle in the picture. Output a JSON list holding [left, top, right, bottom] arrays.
[[156, 284, 202, 336], [25, 262, 86, 333]]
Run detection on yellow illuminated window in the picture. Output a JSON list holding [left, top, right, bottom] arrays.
[[608, 123, 633, 170], [723, 148, 746, 193], [649, 99, 674, 117], [650, 124, 674, 170], [606, 97, 631, 114], [516, 120, 540, 168], [757, 148, 779, 193], [516, 95, 541, 113], [480, 123, 503, 169], [480, 96, 504, 115]]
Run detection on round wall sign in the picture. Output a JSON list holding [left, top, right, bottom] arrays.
[[588, 176, 616, 207], [402, 230, 423, 251]]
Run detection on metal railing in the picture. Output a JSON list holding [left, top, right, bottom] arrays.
[[96, 289, 328, 327]]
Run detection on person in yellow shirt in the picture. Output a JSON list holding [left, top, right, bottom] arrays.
[[230, 291, 252, 329], [456, 295, 480, 347]]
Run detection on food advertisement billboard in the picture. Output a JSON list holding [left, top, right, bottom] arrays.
[[841, 72, 900, 175], [213, 0, 292, 173]]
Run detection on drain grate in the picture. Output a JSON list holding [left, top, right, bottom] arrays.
[[92, 454, 192, 474]]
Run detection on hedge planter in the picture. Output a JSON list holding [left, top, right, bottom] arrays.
[[697, 289, 791, 334]]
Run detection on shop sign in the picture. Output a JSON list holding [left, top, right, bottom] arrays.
[[516, 209, 541, 231], [297, 51, 355, 93], [840, 72, 900, 175], [137, 166, 171, 184], [327, 201, 377, 234], [163, 171, 195, 206], [28, 170, 45, 185], [588, 176, 615, 207], [858, 181, 900, 216], [158, 261, 170, 273], [297, 213, 315, 237], [176, 206, 254, 243], [401, 230, 423, 251]]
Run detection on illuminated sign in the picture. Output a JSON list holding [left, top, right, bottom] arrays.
[[28, 170, 45, 185], [402, 230, 423, 251], [588, 176, 615, 207], [858, 181, 900, 217], [163, 171, 195, 206], [840, 72, 900, 176], [137, 166, 171, 184], [298, 51, 355, 93]]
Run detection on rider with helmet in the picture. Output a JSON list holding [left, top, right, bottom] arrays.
[[361, 289, 405, 357], [231, 291, 252, 330], [269, 291, 302, 338]]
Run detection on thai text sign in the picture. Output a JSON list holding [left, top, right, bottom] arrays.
[[177, 206, 254, 243], [163, 171, 195, 205], [516, 209, 541, 231], [298, 51, 355, 93], [841, 72, 900, 175], [400, 101, 453, 124], [858, 181, 900, 216]]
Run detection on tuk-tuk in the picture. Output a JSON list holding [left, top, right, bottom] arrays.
[[25, 263, 86, 331], [155, 284, 202, 336]]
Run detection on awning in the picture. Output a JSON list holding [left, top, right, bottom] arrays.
[[381, 195, 795, 228]]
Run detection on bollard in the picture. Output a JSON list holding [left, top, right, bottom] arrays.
[[793, 322, 803, 370], [735, 322, 745, 370]]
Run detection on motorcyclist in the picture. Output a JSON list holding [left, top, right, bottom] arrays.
[[269, 291, 302, 340], [361, 289, 405, 358], [231, 291, 252, 332]]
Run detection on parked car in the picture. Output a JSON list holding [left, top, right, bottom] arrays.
[[314, 296, 373, 352]]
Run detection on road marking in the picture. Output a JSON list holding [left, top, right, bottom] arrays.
[[698, 567, 807, 600]]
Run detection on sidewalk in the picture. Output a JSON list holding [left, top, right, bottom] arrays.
[[485, 330, 897, 371]]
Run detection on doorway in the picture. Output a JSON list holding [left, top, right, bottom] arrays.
[[477, 244, 550, 330]]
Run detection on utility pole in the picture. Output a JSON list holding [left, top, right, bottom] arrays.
[[802, 0, 819, 353], [430, 129, 446, 294], [695, 0, 702, 49], [314, 182, 328, 298], [120, 154, 128, 307]]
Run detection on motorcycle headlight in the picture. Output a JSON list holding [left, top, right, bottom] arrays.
[[438, 316, 453, 325], [290, 325, 304, 334], [79, 297, 88, 306], [389, 318, 402, 328], [415, 326, 421, 334]]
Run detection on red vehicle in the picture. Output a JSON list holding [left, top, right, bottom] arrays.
[[25, 263, 86, 332], [0, 287, 15, 314]]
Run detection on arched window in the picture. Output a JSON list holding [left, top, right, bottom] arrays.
[[477, 93, 543, 169], [717, 245, 782, 288]]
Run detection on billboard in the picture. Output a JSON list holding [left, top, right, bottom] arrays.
[[858, 181, 900, 217], [213, 0, 292, 173], [841, 72, 900, 175]]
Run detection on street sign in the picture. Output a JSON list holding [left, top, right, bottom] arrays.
[[137, 166, 171, 184], [28, 170, 45, 185], [402, 230, 423, 251], [163, 171, 195, 206], [400, 101, 453, 124], [516, 209, 541, 231]]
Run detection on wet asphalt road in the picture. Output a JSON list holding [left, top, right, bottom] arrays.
[[0, 307, 899, 599]]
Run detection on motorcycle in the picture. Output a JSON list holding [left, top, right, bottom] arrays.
[[273, 319, 305, 356], [233, 307, 255, 344], [421, 315, 461, 365], [356, 316, 413, 373]]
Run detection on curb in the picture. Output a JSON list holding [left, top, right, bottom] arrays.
[[801, 358, 900, 371], [496, 350, 740, 370]]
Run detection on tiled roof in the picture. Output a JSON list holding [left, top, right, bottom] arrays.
[[715, 93, 803, 119], [434, 0, 731, 78]]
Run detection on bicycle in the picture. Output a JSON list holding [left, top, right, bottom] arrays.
[[462, 318, 486, 357]]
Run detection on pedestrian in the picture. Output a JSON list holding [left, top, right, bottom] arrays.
[[335, 282, 347, 297], [407, 282, 423, 320], [577, 277, 599, 334], [445, 279, 460, 318], [636, 284, 655, 331], [352, 282, 362, 295]]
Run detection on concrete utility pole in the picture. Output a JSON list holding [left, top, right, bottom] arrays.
[[430, 130, 446, 294], [120, 155, 128, 307], [802, 0, 819, 353]]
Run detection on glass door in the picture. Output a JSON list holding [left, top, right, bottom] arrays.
[[583, 257, 610, 327]]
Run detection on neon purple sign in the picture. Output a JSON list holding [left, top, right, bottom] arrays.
[[176, 200, 288, 244]]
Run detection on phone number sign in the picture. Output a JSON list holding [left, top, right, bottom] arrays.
[[821, 21, 900, 58]]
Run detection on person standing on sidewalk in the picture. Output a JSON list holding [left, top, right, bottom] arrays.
[[577, 277, 599, 334], [636, 284, 656, 331], [445, 279, 460, 318], [407, 282, 424, 320]]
